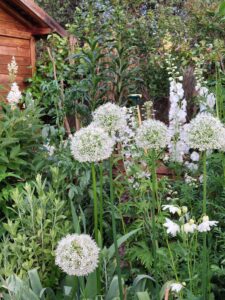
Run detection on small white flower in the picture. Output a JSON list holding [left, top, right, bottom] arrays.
[[136, 119, 169, 151], [162, 205, 181, 215], [70, 125, 114, 162], [170, 282, 184, 293], [44, 143, 55, 156], [163, 218, 180, 236], [8, 56, 18, 77], [181, 219, 197, 234], [206, 93, 216, 109], [198, 216, 218, 232], [55, 234, 100, 276], [190, 151, 200, 162]]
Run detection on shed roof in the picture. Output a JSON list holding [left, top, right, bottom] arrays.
[[1, 0, 67, 37]]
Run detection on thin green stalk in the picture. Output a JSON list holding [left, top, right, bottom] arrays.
[[203, 152, 207, 215], [149, 150, 160, 299], [202, 151, 209, 300], [165, 237, 179, 282], [91, 162, 98, 243], [99, 162, 104, 241], [109, 157, 123, 300], [91, 162, 101, 294]]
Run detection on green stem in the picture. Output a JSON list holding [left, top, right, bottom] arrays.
[[91, 162, 98, 243], [149, 150, 160, 299], [99, 162, 104, 242], [202, 151, 209, 300], [203, 152, 207, 215], [109, 157, 123, 300], [91, 162, 101, 294]]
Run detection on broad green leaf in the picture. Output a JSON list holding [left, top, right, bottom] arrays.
[[108, 228, 140, 260], [136, 291, 151, 300], [28, 269, 43, 296]]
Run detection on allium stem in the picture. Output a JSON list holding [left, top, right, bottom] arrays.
[[91, 163, 101, 294], [149, 150, 160, 299], [99, 162, 104, 242], [109, 157, 123, 300], [202, 151, 209, 300]]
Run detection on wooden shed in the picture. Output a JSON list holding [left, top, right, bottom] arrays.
[[0, 0, 67, 93]]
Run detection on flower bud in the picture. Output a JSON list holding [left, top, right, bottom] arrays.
[[182, 206, 188, 214]]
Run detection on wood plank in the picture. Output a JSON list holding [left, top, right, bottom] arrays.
[[0, 28, 31, 39], [0, 74, 30, 84], [0, 20, 29, 31], [0, 9, 26, 25], [0, 55, 31, 66], [0, 36, 30, 48], [0, 45, 31, 57], [0, 64, 32, 75], [30, 36, 35, 75]]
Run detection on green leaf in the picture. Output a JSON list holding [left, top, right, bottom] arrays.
[[108, 228, 140, 260], [84, 271, 97, 298], [28, 269, 43, 296], [105, 276, 121, 300], [136, 291, 151, 300]]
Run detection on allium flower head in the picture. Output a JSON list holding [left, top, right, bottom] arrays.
[[163, 218, 180, 237], [7, 82, 22, 107], [70, 125, 114, 162], [185, 113, 225, 151], [92, 103, 127, 136], [198, 215, 218, 233], [136, 119, 168, 151], [55, 234, 100, 276]]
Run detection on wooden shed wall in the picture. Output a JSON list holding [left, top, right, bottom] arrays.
[[0, 5, 34, 95]]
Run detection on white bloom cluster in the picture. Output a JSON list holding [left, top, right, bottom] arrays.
[[44, 143, 55, 157], [55, 234, 100, 276], [70, 125, 114, 162], [185, 113, 225, 151], [92, 102, 128, 137], [168, 79, 189, 163], [8, 56, 18, 79], [136, 119, 168, 151], [170, 282, 184, 293], [7, 82, 22, 107], [197, 85, 216, 112]]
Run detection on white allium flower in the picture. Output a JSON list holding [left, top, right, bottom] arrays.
[[162, 205, 181, 215], [190, 151, 200, 162], [170, 282, 184, 293], [7, 82, 22, 106], [163, 218, 180, 237], [92, 103, 127, 136], [181, 219, 197, 234], [70, 125, 114, 162], [55, 234, 100, 276], [198, 216, 218, 233], [136, 119, 168, 151], [185, 113, 225, 151]]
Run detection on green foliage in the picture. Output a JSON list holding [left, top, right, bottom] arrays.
[[0, 173, 72, 287]]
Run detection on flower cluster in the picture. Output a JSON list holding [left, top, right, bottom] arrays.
[[7, 82, 22, 108], [8, 56, 18, 81], [70, 125, 114, 162], [184, 113, 225, 151], [92, 102, 127, 137], [136, 119, 168, 151], [55, 234, 100, 276]]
